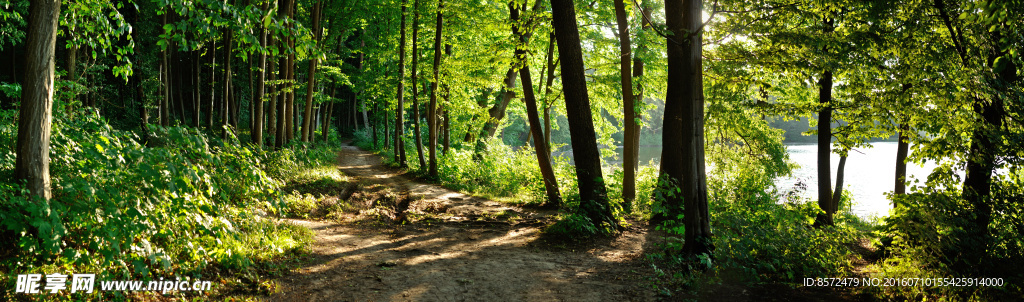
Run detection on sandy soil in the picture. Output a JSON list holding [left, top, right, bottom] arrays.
[[268, 144, 658, 302]]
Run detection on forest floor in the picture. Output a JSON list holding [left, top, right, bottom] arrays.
[[265, 142, 876, 302]]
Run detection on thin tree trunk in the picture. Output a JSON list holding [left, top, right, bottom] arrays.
[[395, 0, 409, 166], [832, 155, 848, 213], [222, 31, 233, 139], [661, 0, 711, 254], [131, 4, 148, 144], [285, 0, 296, 143], [160, 13, 171, 127], [254, 4, 269, 146], [302, 0, 323, 142], [894, 123, 909, 199], [268, 48, 278, 146], [275, 1, 289, 149], [194, 50, 201, 128], [613, 0, 637, 210], [442, 42, 451, 155], [411, 0, 427, 169], [511, 2, 561, 206], [427, 0, 444, 177], [207, 38, 217, 130], [542, 32, 557, 148], [550, 0, 616, 228], [16, 0, 60, 200], [67, 40, 77, 116]]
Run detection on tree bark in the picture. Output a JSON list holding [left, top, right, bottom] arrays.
[[395, 0, 409, 166], [15, 0, 60, 200], [543, 32, 557, 148], [222, 31, 233, 139], [442, 44, 452, 154], [207, 38, 217, 130], [268, 38, 278, 147], [301, 0, 323, 142], [662, 0, 711, 254], [411, 0, 427, 169], [550, 0, 617, 229], [894, 123, 909, 198], [285, 0, 297, 143], [427, 0, 444, 177], [613, 0, 637, 210], [816, 70, 834, 226], [253, 0, 268, 146], [512, 2, 561, 207], [832, 155, 847, 213]]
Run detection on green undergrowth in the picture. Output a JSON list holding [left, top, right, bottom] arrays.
[[0, 109, 345, 300], [868, 172, 1024, 301]]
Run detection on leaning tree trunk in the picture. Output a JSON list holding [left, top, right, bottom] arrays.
[[550, 0, 617, 229], [511, 2, 561, 207], [662, 0, 712, 255], [16, 0, 60, 200], [832, 154, 848, 213]]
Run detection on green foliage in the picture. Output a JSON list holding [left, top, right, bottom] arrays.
[[545, 212, 598, 238], [0, 109, 313, 299], [877, 175, 1024, 300]]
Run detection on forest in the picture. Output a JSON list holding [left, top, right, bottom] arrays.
[[0, 0, 1021, 300]]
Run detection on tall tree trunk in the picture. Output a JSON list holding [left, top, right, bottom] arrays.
[[816, 70, 834, 226], [613, 0, 637, 210], [395, 0, 408, 166], [894, 123, 909, 198], [67, 39, 77, 116], [662, 0, 711, 254], [443, 43, 451, 155], [285, 0, 296, 143], [255, 21, 271, 146], [427, 0, 444, 177], [160, 11, 171, 127], [372, 101, 380, 148], [16, 0, 60, 200], [222, 31, 233, 139], [131, 4, 148, 144], [194, 50, 201, 128], [207, 38, 217, 130], [550, 0, 617, 229], [268, 48, 278, 146], [411, 0, 427, 169], [301, 0, 322, 142], [542, 32, 557, 148], [511, 2, 561, 207]]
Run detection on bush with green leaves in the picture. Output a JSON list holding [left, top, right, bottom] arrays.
[[876, 171, 1024, 300], [0, 110, 312, 299]]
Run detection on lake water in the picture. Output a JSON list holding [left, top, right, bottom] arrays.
[[609, 142, 941, 218], [777, 142, 940, 218]]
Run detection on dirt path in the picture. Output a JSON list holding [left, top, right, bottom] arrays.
[[270, 144, 657, 302]]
